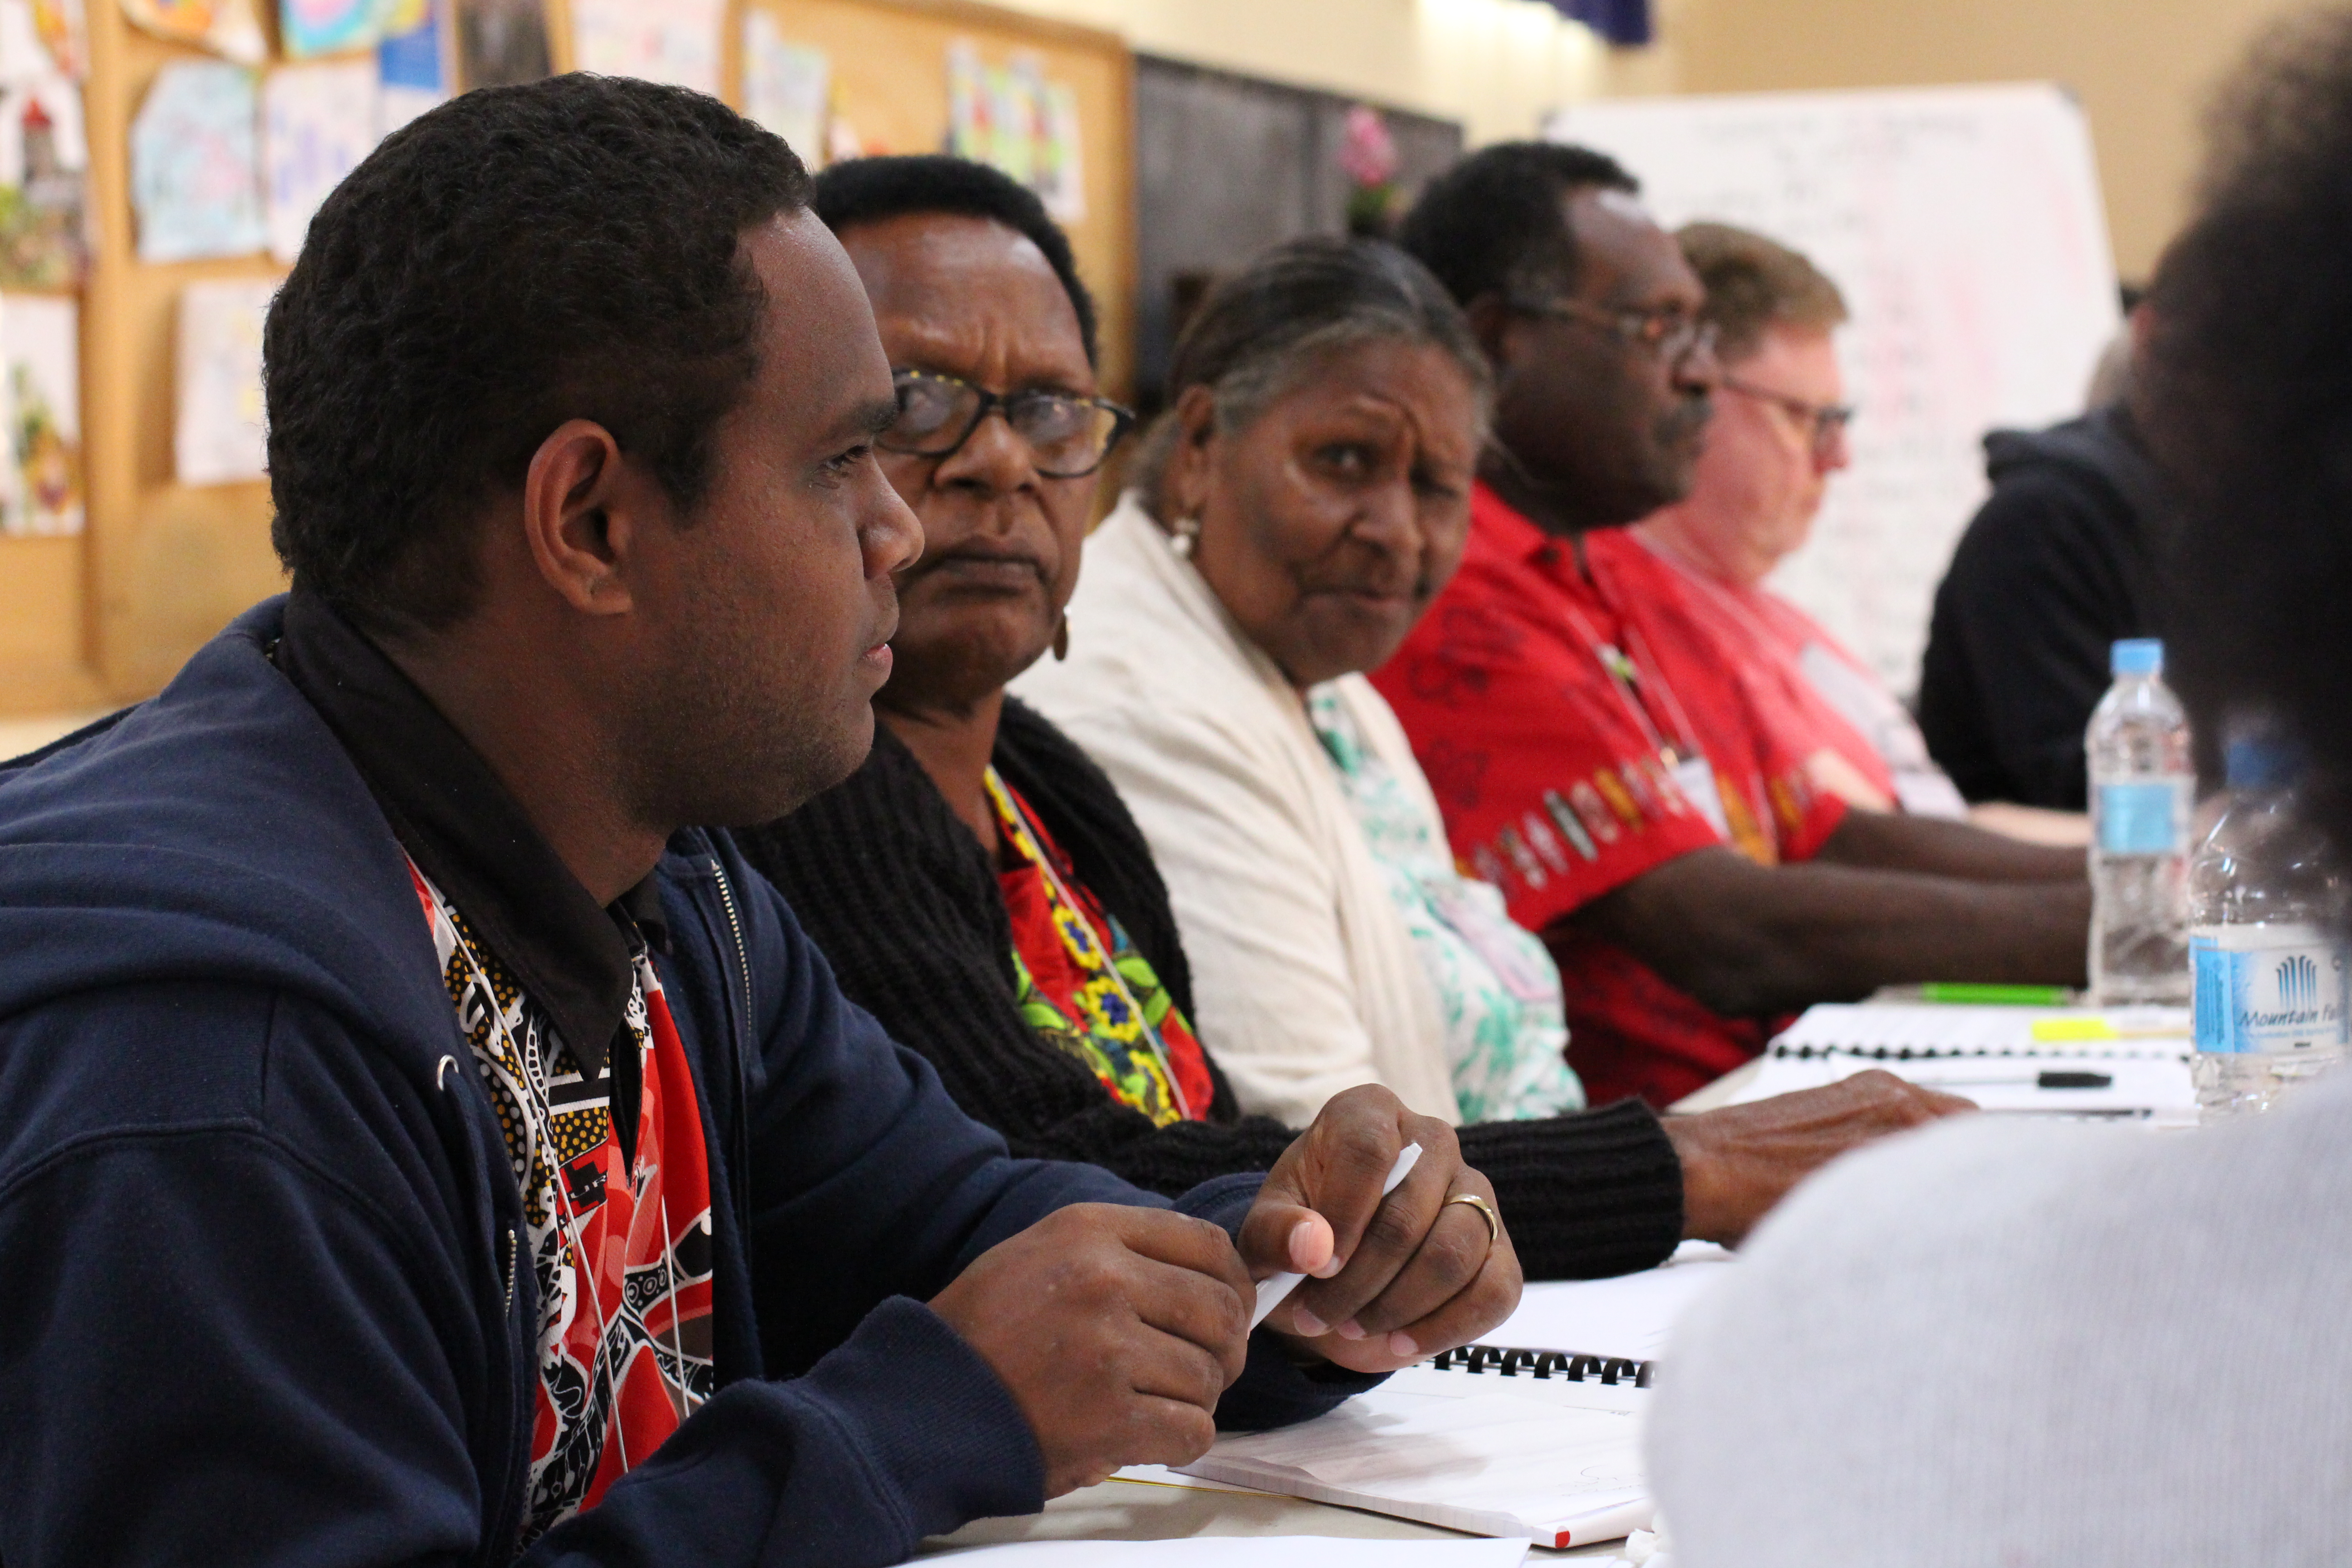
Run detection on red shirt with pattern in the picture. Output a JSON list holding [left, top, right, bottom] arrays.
[[1370, 483, 1847, 1107]]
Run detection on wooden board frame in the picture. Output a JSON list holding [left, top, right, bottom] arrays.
[[0, 0, 1133, 715]]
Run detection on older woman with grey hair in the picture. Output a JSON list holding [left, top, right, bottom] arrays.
[[1017, 233, 1958, 1146], [1018, 237, 1579, 1129], [756, 211, 1957, 1279]]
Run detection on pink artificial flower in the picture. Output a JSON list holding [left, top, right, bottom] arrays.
[[1339, 104, 1400, 190]]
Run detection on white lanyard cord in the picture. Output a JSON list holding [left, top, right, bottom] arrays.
[[1551, 583, 1704, 767]]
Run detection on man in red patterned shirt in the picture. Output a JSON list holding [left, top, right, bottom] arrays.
[[1380, 144, 2092, 1107]]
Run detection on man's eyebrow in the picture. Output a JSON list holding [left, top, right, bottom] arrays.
[[841, 395, 898, 440]]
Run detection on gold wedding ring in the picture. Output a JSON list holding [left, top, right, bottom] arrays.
[[1444, 1191, 1501, 1247]]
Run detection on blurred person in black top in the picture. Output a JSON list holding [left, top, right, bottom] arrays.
[[1916, 305, 2176, 810]]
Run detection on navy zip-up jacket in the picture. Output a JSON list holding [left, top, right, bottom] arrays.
[[0, 599, 1369, 1567]]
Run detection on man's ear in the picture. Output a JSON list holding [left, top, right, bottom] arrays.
[[1463, 293, 1517, 370], [520, 419, 643, 617]]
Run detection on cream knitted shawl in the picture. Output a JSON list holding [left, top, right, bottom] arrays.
[[1014, 495, 1458, 1126]]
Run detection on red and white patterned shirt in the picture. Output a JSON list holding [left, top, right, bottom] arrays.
[[408, 858, 715, 1547], [1372, 484, 1847, 1107]]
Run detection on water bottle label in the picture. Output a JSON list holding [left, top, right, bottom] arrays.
[[2097, 780, 2186, 855], [2190, 924, 2351, 1054]]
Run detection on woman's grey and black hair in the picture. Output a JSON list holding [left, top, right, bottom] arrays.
[[1131, 236, 1491, 506]]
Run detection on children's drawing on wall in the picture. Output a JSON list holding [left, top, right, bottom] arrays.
[[946, 40, 1083, 223], [176, 279, 274, 487], [263, 59, 378, 262], [119, 0, 265, 64], [0, 0, 86, 287], [279, 0, 379, 59], [132, 59, 263, 261], [0, 290, 79, 537], [569, 0, 719, 94], [377, 0, 447, 135], [741, 12, 826, 166]]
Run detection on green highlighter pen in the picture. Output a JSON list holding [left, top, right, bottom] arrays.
[[1917, 982, 2078, 1006]]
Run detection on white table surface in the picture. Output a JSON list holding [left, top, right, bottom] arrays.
[[922, 1474, 1622, 1558], [922, 1058, 1771, 1562]]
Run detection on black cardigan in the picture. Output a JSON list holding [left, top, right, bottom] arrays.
[[735, 697, 1685, 1280]]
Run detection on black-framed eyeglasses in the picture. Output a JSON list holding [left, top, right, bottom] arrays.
[[878, 369, 1135, 479], [1718, 372, 1856, 460], [1511, 295, 1720, 367]]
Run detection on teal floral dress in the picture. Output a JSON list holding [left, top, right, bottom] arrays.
[[1308, 688, 1586, 1122]]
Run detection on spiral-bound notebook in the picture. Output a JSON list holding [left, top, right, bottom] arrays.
[[1160, 1248, 1739, 1548], [1730, 1003, 2198, 1125]]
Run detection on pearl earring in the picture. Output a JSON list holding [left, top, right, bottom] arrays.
[[1170, 516, 1200, 560]]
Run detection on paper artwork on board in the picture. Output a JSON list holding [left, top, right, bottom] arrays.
[[0, 291, 80, 536], [263, 60, 379, 264], [454, 0, 544, 89], [279, 0, 379, 60], [132, 60, 263, 262], [0, 74, 86, 285], [0, 0, 83, 80], [946, 40, 1083, 223], [570, 0, 719, 95], [176, 279, 274, 487], [119, 0, 265, 64], [1034, 78, 1083, 222], [740, 11, 826, 168], [377, 0, 447, 136]]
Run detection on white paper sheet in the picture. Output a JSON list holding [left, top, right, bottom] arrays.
[[927, 1539, 1531, 1568], [1181, 1386, 1648, 1547], [175, 278, 274, 486], [1770, 1002, 2189, 1057], [1729, 1050, 2196, 1122], [263, 60, 379, 264], [1546, 84, 2120, 698], [570, 0, 720, 93], [0, 290, 79, 535], [1481, 1242, 1736, 1364], [740, 11, 825, 166]]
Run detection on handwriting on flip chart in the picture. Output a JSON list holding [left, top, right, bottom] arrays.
[[1546, 84, 2120, 697]]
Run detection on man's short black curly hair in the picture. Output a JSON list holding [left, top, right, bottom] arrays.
[[2140, 6, 2352, 842], [811, 154, 1097, 367], [265, 74, 810, 634], [1396, 141, 1638, 309]]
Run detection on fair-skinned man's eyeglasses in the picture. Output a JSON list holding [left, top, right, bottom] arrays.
[[878, 368, 1135, 480], [1511, 295, 1720, 368], [1718, 372, 1856, 462]]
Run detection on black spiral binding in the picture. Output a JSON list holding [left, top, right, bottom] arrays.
[[1424, 1344, 1654, 1389]]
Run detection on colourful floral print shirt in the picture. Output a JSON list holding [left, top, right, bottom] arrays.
[[1307, 689, 1588, 1123], [986, 768, 1215, 1126]]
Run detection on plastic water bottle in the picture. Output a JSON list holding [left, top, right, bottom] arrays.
[[2086, 640, 2192, 1004], [2188, 737, 2351, 1118]]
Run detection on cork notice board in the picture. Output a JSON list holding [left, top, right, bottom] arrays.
[[0, 0, 1133, 715]]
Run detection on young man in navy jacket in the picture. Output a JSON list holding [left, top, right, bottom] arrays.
[[0, 78, 1520, 1566]]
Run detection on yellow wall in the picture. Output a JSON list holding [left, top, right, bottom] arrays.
[[992, 0, 2294, 280], [987, 0, 1674, 147], [1666, 0, 2296, 279]]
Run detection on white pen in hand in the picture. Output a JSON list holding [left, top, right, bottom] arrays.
[[1249, 1142, 1423, 1330]]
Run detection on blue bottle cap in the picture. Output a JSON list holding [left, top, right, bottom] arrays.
[[2111, 638, 2164, 677]]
